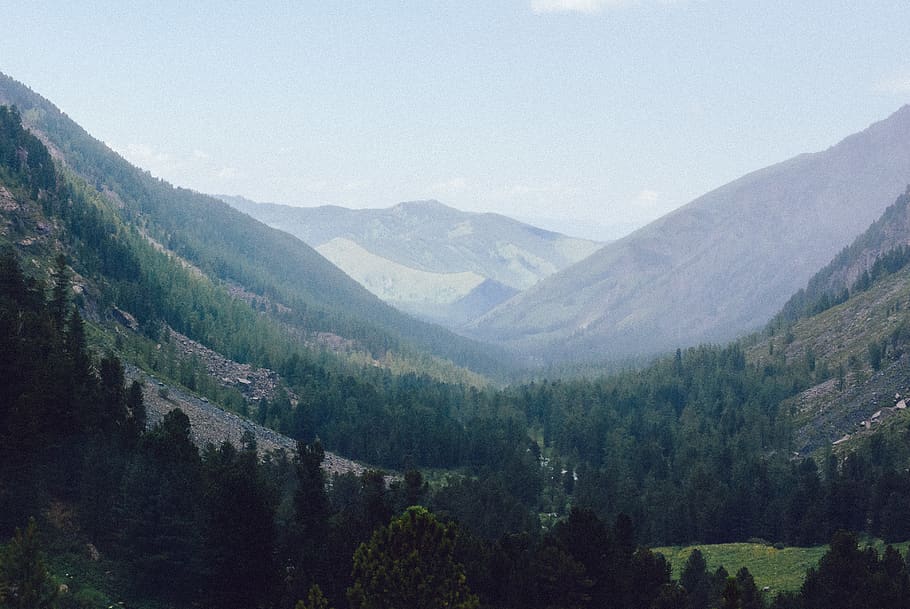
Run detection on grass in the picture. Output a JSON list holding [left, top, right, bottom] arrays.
[[652, 539, 910, 594]]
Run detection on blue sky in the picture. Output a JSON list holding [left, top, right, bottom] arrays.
[[2, 1, 909, 240]]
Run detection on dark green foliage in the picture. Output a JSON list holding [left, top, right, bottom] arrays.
[[431, 476, 539, 541], [296, 584, 333, 609], [798, 531, 910, 609], [347, 506, 479, 609], [0, 519, 57, 609], [680, 549, 712, 609], [0, 105, 55, 197], [117, 409, 203, 600], [200, 441, 277, 609], [0, 248, 134, 531], [735, 567, 762, 609]]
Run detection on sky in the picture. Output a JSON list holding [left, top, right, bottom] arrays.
[[1, 1, 909, 240]]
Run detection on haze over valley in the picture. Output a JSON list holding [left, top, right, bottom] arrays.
[[221, 195, 602, 326]]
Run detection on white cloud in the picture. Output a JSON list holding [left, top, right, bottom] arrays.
[[217, 166, 240, 180], [531, 0, 629, 14], [343, 180, 369, 192], [531, 0, 695, 14], [501, 181, 567, 197], [875, 73, 910, 93], [121, 142, 174, 166], [635, 189, 659, 204], [429, 177, 468, 196]]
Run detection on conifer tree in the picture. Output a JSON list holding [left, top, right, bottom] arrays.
[[348, 506, 479, 609], [0, 519, 57, 609]]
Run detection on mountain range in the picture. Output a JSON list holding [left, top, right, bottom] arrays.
[[220, 196, 602, 326], [468, 105, 910, 362]]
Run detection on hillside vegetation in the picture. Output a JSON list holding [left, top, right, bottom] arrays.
[[0, 72, 510, 379]]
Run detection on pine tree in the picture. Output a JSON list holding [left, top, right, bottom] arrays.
[[0, 518, 58, 609], [296, 584, 333, 609], [348, 506, 479, 609]]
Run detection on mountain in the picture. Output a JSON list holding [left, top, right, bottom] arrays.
[[0, 72, 509, 377], [468, 105, 910, 363], [220, 196, 602, 326]]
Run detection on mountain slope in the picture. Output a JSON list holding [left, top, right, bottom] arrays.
[[221, 196, 601, 325], [469, 105, 910, 362], [0, 71, 508, 376]]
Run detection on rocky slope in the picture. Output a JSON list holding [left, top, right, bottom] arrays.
[[134, 367, 371, 477], [746, 255, 910, 455]]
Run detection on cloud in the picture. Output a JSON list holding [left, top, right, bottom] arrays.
[[635, 189, 659, 204], [875, 73, 910, 93], [122, 142, 174, 165], [343, 180, 369, 192], [217, 166, 241, 180], [429, 177, 468, 196], [531, 0, 629, 14], [531, 0, 694, 14]]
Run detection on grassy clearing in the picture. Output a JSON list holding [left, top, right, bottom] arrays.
[[653, 540, 910, 594]]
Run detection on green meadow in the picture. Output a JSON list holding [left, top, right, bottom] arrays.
[[653, 540, 910, 593]]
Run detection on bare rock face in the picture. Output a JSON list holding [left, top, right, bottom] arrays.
[[470, 105, 910, 362]]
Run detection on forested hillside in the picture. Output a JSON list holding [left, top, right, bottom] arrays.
[[0, 72, 510, 378], [4, 239, 910, 609], [0, 102, 522, 472]]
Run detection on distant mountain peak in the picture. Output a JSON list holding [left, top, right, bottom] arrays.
[[221, 195, 602, 328], [391, 199, 457, 214]]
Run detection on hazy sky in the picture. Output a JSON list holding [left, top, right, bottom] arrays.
[[2, 1, 909, 240]]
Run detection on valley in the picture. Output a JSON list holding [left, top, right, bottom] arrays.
[[2, 67, 910, 609]]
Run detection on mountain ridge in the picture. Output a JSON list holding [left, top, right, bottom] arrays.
[[0, 70, 510, 377], [221, 194, 602, 326], [469, 104, 910, 362]]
